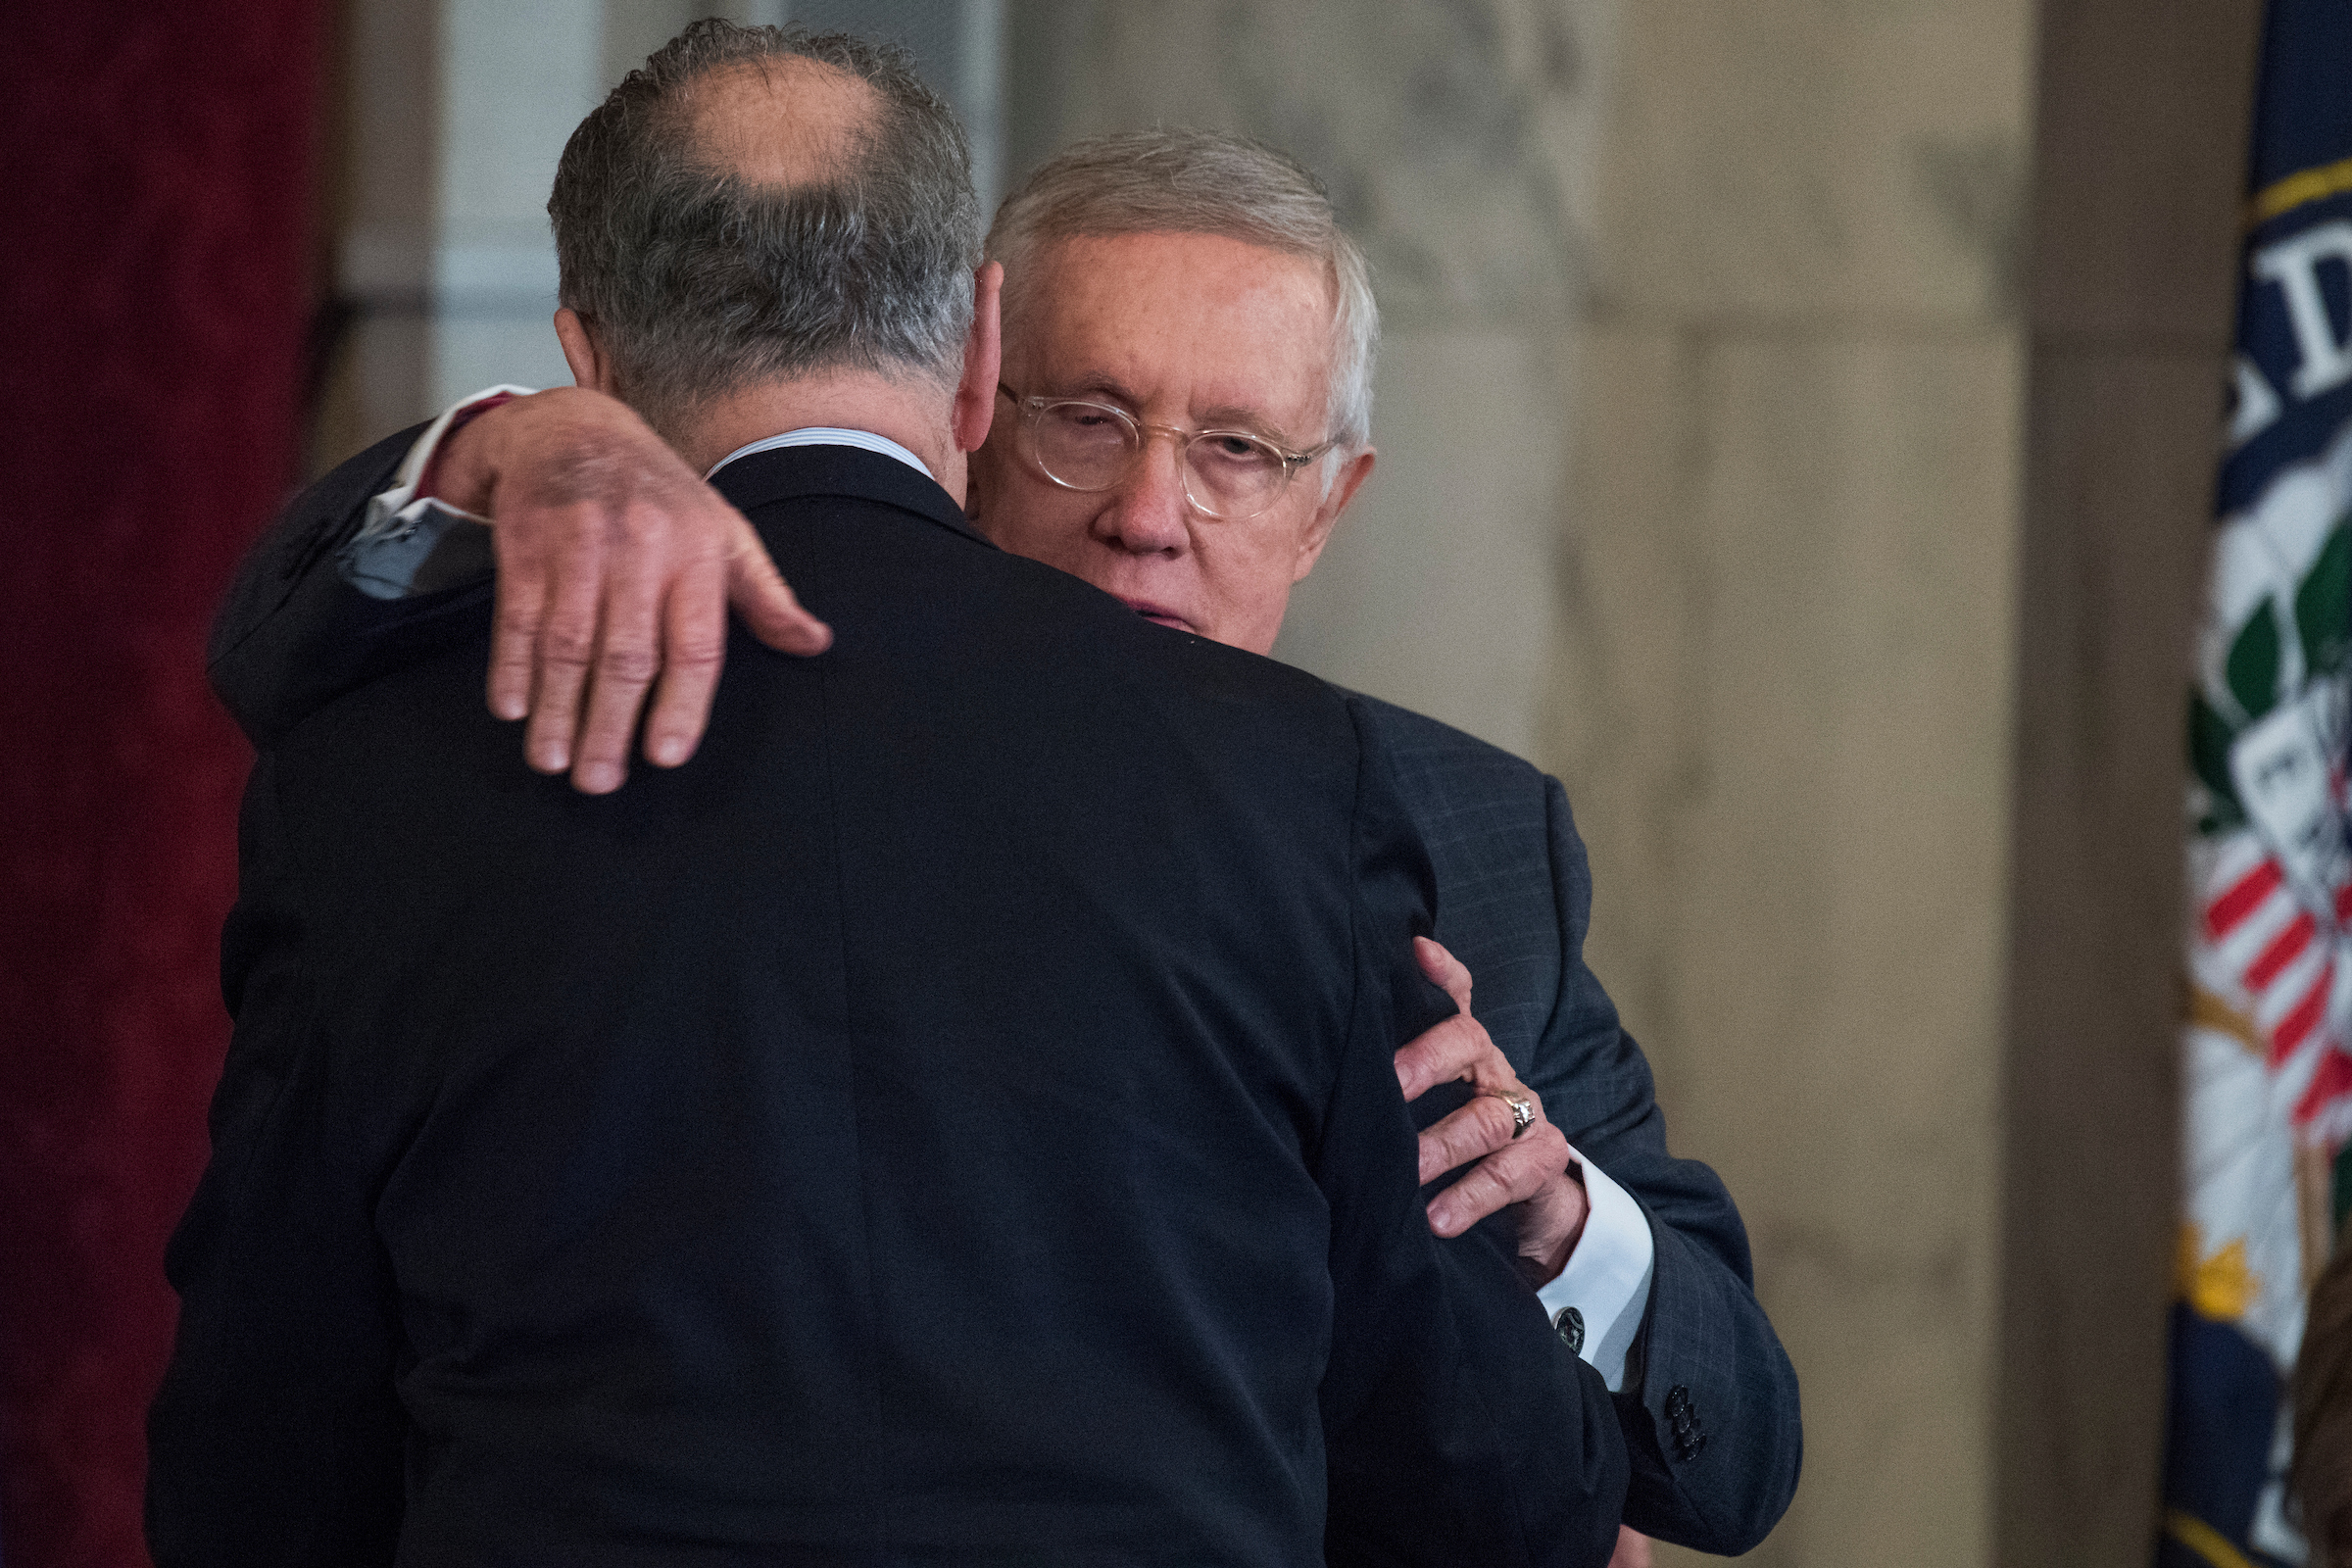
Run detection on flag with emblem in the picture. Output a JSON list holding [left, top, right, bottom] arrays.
[[2166, 5, 2352, 1565]]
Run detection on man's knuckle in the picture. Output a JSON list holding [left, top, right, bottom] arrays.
[[1497, 1156, 1547, 1203], [1478, 1137, 1528, 1177], [1405, 1047, 1454, 1087], [611, 503, 680, 553], [1456, 1169, 1504, 1212], [1441, 1128, 1485, 1169], [597, 643, 661, 685], [681, 509, 734, 550], [540, 626, 596, 667], [1437, 1016, 1486, 1065], [1452, 1038, 1504, 1083], [494, 602, 543, 637], [667, 637, 727, 671]]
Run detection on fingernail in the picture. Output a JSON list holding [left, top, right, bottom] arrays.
[[580, 762, 619, 793], [650, 734, 687, 766]]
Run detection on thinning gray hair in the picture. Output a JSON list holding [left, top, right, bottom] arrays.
[[987, 128, 1379, 451], [548, 20, 980, 426]]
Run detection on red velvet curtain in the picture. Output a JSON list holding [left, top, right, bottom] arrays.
[[0, 8, 321, 1565]]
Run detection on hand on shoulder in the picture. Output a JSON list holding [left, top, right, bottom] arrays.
[[433, 387, 830, 793]]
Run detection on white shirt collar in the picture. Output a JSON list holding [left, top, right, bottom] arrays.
[[705, 427, 935, 483]]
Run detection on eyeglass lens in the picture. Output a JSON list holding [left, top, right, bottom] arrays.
[[1028, 401, 1290, 518]]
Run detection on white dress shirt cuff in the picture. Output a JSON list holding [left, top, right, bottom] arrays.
[[1534, 1149, 1655, 1393], [346, 385, 537, 600]]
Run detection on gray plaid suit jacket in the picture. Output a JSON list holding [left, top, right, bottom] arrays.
[[1354, 695, 1801, 1555]]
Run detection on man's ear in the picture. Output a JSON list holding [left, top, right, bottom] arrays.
[[952, 262, 1004, 456], [554, 308, 620, 395], [1291, 446, 1376, 583]]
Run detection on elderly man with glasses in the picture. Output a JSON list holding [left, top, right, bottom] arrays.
[[213, 124, 1801, 1560]]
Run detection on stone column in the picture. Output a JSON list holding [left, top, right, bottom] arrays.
[[1998, 3, 2261, 1563], [1559, 1, 2258, 1562]]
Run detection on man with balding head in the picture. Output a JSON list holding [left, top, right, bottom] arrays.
[[150, 24, 1627, 1567]]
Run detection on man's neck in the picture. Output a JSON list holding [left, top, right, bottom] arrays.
[[670, 371, 965, 497]]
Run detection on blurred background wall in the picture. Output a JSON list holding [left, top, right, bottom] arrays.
[[0, 0, 2275, 1563], [1, 10, 321, 1567]]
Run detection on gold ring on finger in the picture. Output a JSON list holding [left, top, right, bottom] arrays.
[[1481, 1087, 1536, 1139]]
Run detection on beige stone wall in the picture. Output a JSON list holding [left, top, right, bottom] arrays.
[[1568, 333, 2028, 1568], [1559, 6, 2035, 1563]]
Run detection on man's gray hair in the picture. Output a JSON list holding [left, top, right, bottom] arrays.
[[549, 20, 980, 425], [987, 128, 1379, 451]]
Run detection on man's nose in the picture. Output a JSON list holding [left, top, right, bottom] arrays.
[[1093, 437, 1191, 554]]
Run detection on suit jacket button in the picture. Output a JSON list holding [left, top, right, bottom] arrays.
[[1553, 1305, 1585, 1355], [1663, 1386, 1706, 1461]]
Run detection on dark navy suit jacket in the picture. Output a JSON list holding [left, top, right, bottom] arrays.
[[189, 424, 1798, 1557], [1355, 700, 1801, 1552], [152, 443, 1629, 1567]]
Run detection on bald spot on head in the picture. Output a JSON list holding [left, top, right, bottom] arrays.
[[681, 57, 881, 189]]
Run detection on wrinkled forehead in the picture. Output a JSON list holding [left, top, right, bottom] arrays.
[[681, 59, 879, 186], [1005, 230, 1337, 434]]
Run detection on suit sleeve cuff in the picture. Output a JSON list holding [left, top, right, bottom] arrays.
[[1535, 1149, 1655, 1393], [344, 384, 535, 599]]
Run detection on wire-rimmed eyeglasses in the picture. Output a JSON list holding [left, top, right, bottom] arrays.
[[1000, 384, 1339, 521]]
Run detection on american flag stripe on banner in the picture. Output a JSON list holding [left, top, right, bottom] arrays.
[[2163, 4, 2352, 1564]]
